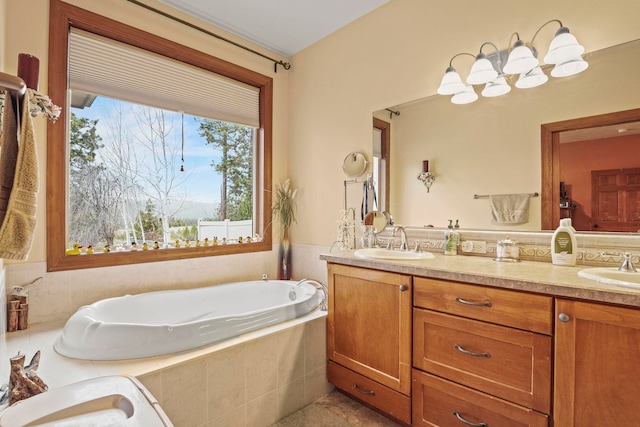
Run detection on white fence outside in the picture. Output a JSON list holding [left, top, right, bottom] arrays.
[[197, 219, 253, 241]]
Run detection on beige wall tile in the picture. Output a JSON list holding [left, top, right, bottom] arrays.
[[277, 376, 306, 420], [246, 390, 279, 427], [137, 372, 163, 404], [304, 317, 327, 373], [305, 365, 333, 403], [207, 345, 246, 419], [161, 359, 208, 427], [244, 335, 278, 401], [207, 406, 245, 427], [276, 324, 305, 387]]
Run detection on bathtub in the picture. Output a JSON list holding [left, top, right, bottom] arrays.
[[54, 279, 325, 360]]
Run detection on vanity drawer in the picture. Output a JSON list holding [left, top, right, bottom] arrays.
[[412, 370, 549, 427], [328, 361, 411, 425], [413, 308, 551, 413], [414, 277, 553, 334]]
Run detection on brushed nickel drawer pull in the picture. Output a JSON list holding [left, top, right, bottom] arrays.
[[453, 410, 488, 427], [353, 383, 375, 396], [399, 285, 408, 292], [454, 344, 491, 358], [455, 297, 492, 307]]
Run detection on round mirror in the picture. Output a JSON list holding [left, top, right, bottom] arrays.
[[342, 152, 368, 178], [364, 210, 389, 234]]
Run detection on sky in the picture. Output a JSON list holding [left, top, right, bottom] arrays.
[[72, 95, 231, 218]]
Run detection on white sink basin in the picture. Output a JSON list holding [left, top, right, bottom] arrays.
[[578, 267, 640, 289], [354, 248, 435, 261]]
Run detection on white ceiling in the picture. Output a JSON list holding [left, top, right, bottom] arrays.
[[157, 0, 389, 57]]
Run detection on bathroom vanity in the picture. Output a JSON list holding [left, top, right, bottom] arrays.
[[322, 252, 640, 427]]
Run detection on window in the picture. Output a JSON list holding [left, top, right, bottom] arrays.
[[47, 0, 273, 271]]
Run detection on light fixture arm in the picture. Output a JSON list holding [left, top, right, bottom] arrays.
[[530, 19, 564, 49], [448, 52, 476, 68], [479, 41, 503, 73]]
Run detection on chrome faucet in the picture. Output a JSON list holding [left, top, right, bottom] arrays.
[[619, 253, 637, 273], [393, 226, 409, 251], [602, 252, 638, 273], [290, 278, 328, 311]]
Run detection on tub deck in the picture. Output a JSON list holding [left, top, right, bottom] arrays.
[[2, 310, 329, 426]]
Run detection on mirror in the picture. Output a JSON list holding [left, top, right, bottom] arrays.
[[373, 38, 640, 232], [342, 152, 368, 178], [364, 210, 389, 234]]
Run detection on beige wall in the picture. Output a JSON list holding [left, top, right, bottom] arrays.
[[288, 0, 640, 243]]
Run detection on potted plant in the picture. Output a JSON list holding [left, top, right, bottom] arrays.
[[272, 179, 297, 279]]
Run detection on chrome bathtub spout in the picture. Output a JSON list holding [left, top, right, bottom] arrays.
[[290, 278, 328, 311], [393, 226, 409, 251]]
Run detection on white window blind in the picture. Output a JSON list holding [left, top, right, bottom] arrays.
[[68, 29, 260, 127]]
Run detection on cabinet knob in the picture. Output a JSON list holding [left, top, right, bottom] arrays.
[[558, 313, 570, 323], [399, 285, 408, 292]]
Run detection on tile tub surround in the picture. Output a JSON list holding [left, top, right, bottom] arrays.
[[2, 311, 330, 427]]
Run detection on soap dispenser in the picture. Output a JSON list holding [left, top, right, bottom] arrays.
[[444, 220, 458, 256]]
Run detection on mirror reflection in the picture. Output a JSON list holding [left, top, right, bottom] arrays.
[[373, 38, 640, 232]]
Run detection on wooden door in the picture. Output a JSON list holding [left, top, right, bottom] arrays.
[[327, 263, 412, 395], [591, 167, 640, 231], [555, 299, 640, 426]]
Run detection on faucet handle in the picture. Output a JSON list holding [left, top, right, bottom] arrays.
[[620, 252, 637, 273], [413, 241, 422, 253]]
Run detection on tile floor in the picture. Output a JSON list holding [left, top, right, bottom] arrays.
[[272, 389, 402, 427]]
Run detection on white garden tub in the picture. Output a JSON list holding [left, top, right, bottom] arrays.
[[54, 278, 325, 360]]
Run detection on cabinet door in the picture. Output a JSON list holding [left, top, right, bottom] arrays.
[[327, 263, 412, 395], [555, 299, 640, 426]]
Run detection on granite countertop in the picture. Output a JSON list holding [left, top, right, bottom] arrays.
[[320, 251, 640, 308]]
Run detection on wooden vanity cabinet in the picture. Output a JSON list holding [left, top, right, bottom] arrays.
[[554, 299, 640, 426], [412, 277, 552, 427], [326, 263, 412, 424]]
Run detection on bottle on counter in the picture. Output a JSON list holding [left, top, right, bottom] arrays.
[[551, 218, 577, 266], [444, 219, 458, 256]]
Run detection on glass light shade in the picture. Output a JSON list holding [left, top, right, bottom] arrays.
[[503, 41, 539, 75], [481, 76, 511, 97], [451, 86, 478, 104], [550, 56, 589, 77], [515, 66, 549, 88], [437, 66, 466, 95], [466, 53, 498, 85], [543, 27, 585, 64]]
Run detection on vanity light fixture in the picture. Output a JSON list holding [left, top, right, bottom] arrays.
[[437, 19, 588, 105], [417, 160, 436, 192]]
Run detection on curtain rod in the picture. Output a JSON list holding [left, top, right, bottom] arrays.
[[474, 192, 539, 199], [125, 0, 291, 73], [0, 71, 26, 96]]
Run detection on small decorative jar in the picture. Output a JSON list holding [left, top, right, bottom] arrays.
[[496, 236, 520, 262]]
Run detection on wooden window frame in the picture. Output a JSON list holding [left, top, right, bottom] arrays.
[[47, 0, 273, 271]]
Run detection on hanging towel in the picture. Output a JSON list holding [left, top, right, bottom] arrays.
[[489, 194, 531, 225], [0, 89, 39, 260]]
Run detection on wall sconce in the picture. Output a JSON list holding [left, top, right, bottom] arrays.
[[417, 160, 436, 192], [437, 19, 588, 105]]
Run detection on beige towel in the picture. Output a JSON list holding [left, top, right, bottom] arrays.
[[0, 89, 39, 260], [489, 194, 530, 225]]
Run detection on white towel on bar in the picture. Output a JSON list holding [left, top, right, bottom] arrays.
[[489, 194, 531, 225]]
